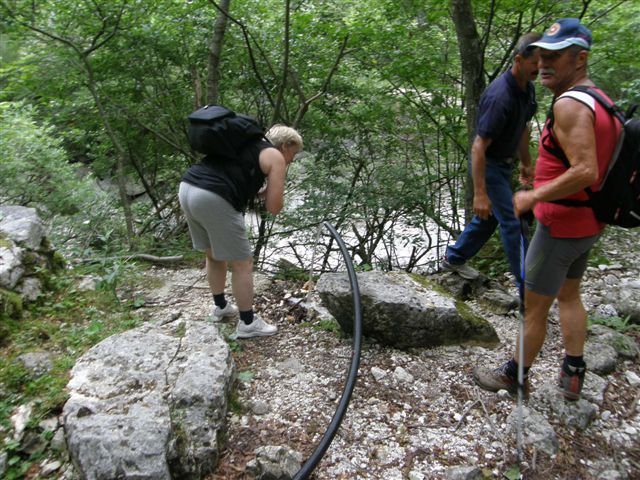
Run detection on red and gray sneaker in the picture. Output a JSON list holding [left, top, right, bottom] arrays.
[[558, 364, 586, 401], [473, 362, 529, 398]]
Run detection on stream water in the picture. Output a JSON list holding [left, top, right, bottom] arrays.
[[245, 207, 457, 276]]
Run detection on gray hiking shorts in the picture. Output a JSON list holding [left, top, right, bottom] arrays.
[[178, 182, 252, 261], [524, 222, 600, 297]]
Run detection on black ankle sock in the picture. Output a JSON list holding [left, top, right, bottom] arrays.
[[213, 293, 227, 309], [506, 358, 529, 379], [563, 354, 586, 374], [240, 310, 254, 325]]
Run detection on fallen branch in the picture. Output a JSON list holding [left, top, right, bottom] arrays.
[[452, 399, 480, 432], [77, 254, 184, 264]]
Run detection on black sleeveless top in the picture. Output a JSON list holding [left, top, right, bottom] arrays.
[[181, 140, 271, 212]]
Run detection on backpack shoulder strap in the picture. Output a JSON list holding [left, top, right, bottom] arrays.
[[544, 87, 604, 206], [544, 85, 617, 167], [543, 93, 578, 170], [569, 85, 626, 124], [545, 88, 597, 140]]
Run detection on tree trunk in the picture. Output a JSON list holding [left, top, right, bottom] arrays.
[[252, 205, 270, 262], [207, 0, 231, 106], [83, 57, 136, 246], [450, 0, 485, 220], [6, 3, 136, 246], [271, 0, 291, 125]]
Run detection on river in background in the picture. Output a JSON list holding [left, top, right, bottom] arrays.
[[244, 207, 457, 276], [69, 172, 460, 275]]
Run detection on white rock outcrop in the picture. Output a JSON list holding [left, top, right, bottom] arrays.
[[63, 320, 235, 479]]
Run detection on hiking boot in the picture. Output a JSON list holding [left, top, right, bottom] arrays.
[[441, 257, 480, 280], [236, 315, 277, 339], [558, 365, 586, 401], [210, 302, 238, 322], [473, 362, 530, 397]]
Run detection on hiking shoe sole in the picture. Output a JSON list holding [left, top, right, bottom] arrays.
[[441, 258, 480, 280], [473, 364, 529, 398], [236, 316, 277, 339], [236, 330, 277, 339]]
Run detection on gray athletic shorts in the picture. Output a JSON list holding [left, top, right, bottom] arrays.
[[178, 182, 252, 261], [524, 222, 600, 297]]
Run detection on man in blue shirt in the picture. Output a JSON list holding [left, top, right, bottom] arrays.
[[442, 32, 541, 289]]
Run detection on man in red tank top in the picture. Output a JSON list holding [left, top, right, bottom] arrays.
[[473, 18, 620, 401]]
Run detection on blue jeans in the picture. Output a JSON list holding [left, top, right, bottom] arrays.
[[446, 161, 525, 288]]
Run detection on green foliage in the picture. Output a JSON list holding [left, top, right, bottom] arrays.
[[95, 260, 131, 305], [1, 0, 638, 276], [274, 260, 309, 281], [2, 435, 33, 479], [0, 3, 637, 475], [355, 263, 374, 272], [311, 319, 341, 334], [227, 389, 245, 416], [587, 243, 611, 268], [589, 315, 638, 334], [0, 288, 23, 320], [468, 232, 512, 281], [587, 3, 640, 105], [0, 102, 97, 215], [236, 371, 254, 383], [217, 323, 242, 352], [0, 262, 146, 476], [504, 464, 522, 480]]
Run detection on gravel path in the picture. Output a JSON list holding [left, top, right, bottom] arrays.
[[138, 227, 639, 480]]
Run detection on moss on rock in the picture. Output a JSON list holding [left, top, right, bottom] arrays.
[[0, 287, 24, 319], [51, 251, 66, 271], [410, 273, 499, 347]]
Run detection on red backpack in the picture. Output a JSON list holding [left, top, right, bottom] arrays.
[[545, 86, 640, 228]]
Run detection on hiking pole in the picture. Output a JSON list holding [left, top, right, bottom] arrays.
[[516, 214, 529, 464]]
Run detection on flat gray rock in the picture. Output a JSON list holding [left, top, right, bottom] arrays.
[[0, 205, 44, 250], [63, 320, 234, 479], [317, 270, 498, 349]]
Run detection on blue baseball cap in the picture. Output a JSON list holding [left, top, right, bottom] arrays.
[[530, 18, 592, 51]]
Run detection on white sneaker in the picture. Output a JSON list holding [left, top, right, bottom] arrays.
[[210, 302, 238, 322], [236, 315, 277, 339]]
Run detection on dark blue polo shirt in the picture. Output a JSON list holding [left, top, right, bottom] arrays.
[[475, 70, 537, 161]]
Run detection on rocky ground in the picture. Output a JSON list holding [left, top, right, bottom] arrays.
[[136, 227, 639, 480]]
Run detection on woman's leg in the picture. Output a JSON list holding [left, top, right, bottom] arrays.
[[229, 257, 254, 312]]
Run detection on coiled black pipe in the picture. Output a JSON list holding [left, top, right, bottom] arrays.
[[293, 221, 363, 480]]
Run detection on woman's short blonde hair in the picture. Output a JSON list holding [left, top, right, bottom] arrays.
[[265, 124, 303, 150]]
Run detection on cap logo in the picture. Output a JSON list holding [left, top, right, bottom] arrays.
[[547, 23, 561, 36]]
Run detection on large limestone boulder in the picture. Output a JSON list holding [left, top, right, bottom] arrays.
[[0, 205, 45, 250], [63, 320, 234, 479], [614, 280, 640, 324], [0, 243, 24, 290], [0, 205, 63, 317], [316, 270, 499, 349]]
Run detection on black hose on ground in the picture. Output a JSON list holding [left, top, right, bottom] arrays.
[[293, 221, 363, 480]]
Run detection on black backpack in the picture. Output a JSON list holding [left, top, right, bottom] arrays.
[[546, 86, 640, 228], [187, 105, 265, 160]]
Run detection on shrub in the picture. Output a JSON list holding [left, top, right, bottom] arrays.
[[0, 101, 97, 215]]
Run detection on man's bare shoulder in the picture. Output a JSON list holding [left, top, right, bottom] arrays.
[[553, 94, 594, 125]]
